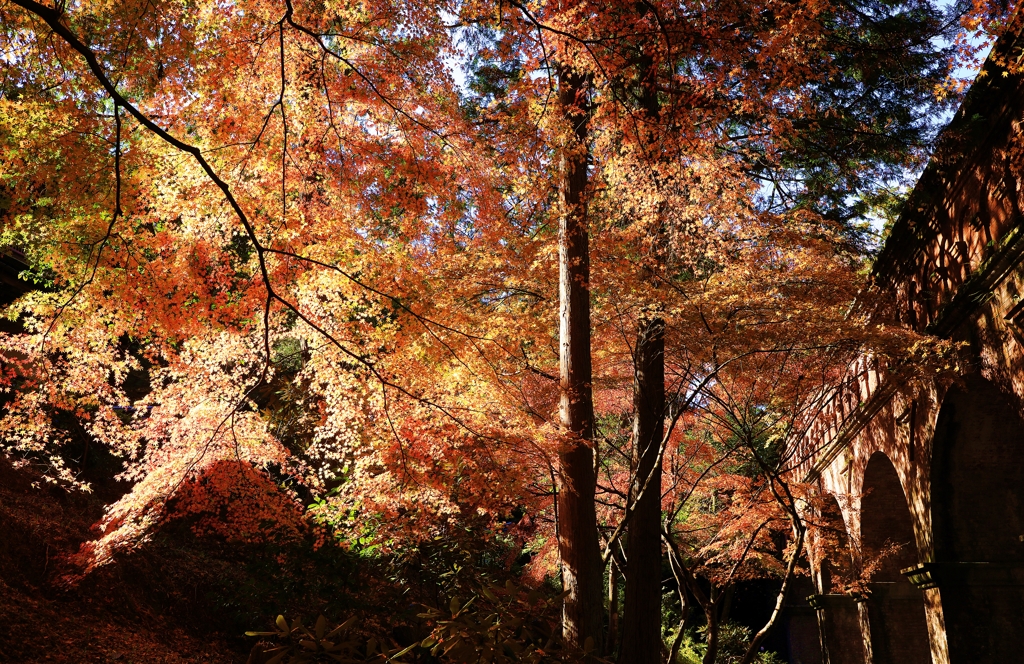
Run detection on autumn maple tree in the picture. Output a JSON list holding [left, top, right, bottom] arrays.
[[0, 0, 1011, 661]]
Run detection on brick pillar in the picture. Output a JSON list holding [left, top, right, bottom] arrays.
[[785, 581, 823, 664], [904, 562, 1024, 664], [864, 581, 931, 664], [808, 594, 866, 664]]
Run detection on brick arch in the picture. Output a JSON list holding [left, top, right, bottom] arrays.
[[861, 451, 918, 581], [807, 492, 867, 664], [859, 451, 931, 664], [784, 10, 1024, 659], [812, 492, 855, 594]]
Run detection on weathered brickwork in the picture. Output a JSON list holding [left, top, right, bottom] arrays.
[[796, 12, 1024, 664]]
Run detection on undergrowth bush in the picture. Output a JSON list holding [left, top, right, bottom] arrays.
[[249, 580, 591, 664], [671, 622, 784, 664]]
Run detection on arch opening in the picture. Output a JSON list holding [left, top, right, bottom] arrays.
[[810, 493, 854, 594], [861, 452, 918, 581], [859, 452, 930, 664], [810, 493, 864, 664]]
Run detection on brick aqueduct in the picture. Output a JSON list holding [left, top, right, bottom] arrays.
[[785, 14, 1024, 664]]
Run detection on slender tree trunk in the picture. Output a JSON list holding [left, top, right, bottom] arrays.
[[718, 583, 735, 625], [667, 536, 716, 664], [667, 541, 693, 664], [737, 523, 807, 664], [556, 66, 603, 653], [702, 604, 720, 664], [668, 596, 691, 664], [618, 313, 664, 664], [619, 32, 666, 663], [608, 558, 620, 654]]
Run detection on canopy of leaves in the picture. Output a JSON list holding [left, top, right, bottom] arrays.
[[0, 0, 999, 595]]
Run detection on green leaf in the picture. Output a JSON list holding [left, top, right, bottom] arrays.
[[390, 643, 416, 659], [276, 615, 290, 634], [316, 615, 328, 640]]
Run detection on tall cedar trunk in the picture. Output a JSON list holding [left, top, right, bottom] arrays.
[[618, 36, 665, 664], [556, 66, 603, 652], [618, 314, 665, 664]]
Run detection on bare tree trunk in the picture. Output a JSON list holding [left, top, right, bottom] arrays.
[[618, 313, 665, 664], [718, 583, 735, 625], [608, 558, 621, 655], [668, 548, 692, 664], [668, 600, 691, 664], [556, 65, 603, 653], [702, 604, 720, 664], [666, 534, 717, 664], [738, 518, 807, 664], [738, 450, 809, 664]]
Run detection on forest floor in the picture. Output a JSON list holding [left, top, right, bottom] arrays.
[[0, 443, 803, 664], [0, 456, 243, 663]]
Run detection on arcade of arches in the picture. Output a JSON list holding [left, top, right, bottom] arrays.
[[793, 13, 1024, 664]]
